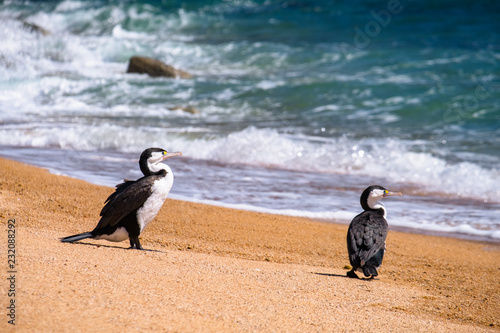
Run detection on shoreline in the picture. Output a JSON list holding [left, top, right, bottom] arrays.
[[0, 157, 499, 331], [1, 147, 498, 244]]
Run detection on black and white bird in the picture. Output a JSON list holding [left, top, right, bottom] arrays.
[[346, 185, 402, 279], [61, 147, 182, 250]]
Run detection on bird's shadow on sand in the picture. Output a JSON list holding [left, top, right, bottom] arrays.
[[61, 241, 167, 254], [313, 272, 349, 278], [312, 272, 377, 281]]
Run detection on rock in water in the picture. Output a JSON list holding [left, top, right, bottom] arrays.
[[21, 21, 51, 36], [126, 56, 192, 79], [169, 106, 200, 114]]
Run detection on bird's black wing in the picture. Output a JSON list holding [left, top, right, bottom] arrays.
[[92, 176, 156, 230], [347, 210, 388, 265]]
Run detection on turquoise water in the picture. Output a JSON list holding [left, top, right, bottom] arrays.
[[0, 1, 499, 240]]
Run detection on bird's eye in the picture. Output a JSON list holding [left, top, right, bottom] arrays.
[[384, 190, 389, 194], [162, 151, 167, 155]]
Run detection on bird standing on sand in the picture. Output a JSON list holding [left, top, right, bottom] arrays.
[[61, 148, 182, 250], [346, 185, 402, 279]]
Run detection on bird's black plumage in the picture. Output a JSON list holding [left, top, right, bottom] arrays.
[[346, 185, 400, 279], [95, 170, 166, 231], [61, 148, 181, 250], [347, 209, 387, 278]]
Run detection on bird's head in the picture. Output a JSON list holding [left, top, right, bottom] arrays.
[[139, 148, 182, 176], [360, 185, 402, 213]]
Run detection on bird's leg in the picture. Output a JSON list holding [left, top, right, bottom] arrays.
[[347, 269, 360, 279], [135, 237, 143, 250], [129, 237, 144, 250]]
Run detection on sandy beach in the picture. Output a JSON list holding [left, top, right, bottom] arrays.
[[0, 157, 498, 332]]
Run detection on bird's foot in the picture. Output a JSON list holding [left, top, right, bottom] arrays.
[[129, 237, 143, 250], [347, 269, 360, 279]]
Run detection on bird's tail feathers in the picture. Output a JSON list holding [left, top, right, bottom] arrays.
[[60, 232, 93, 243]]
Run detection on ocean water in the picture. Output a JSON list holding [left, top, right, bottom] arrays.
[[0, 0, 499, 241]]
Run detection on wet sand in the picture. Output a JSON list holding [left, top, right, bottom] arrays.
[[0, 157, 498, 332]]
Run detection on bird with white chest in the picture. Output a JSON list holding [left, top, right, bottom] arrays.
[[61, 147, 182, 250], [346, 185, 402, 279]]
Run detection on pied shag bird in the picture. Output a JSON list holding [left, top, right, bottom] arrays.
[[61, 147, 182, 250], [346, 185, 402, 279]]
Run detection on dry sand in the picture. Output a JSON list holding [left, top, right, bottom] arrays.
[[0, 157, 498, 332]]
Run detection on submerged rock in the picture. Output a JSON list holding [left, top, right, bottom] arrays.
[[21, 21, 51, 36], [169, 106, 200, 114], [126, 56, 192, 79]]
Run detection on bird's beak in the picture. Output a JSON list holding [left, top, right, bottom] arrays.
[[162, 151, 182, 161], [384, 190, 402, 197]]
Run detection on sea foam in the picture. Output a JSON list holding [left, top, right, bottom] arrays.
[[3, 122, 497, 204]]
